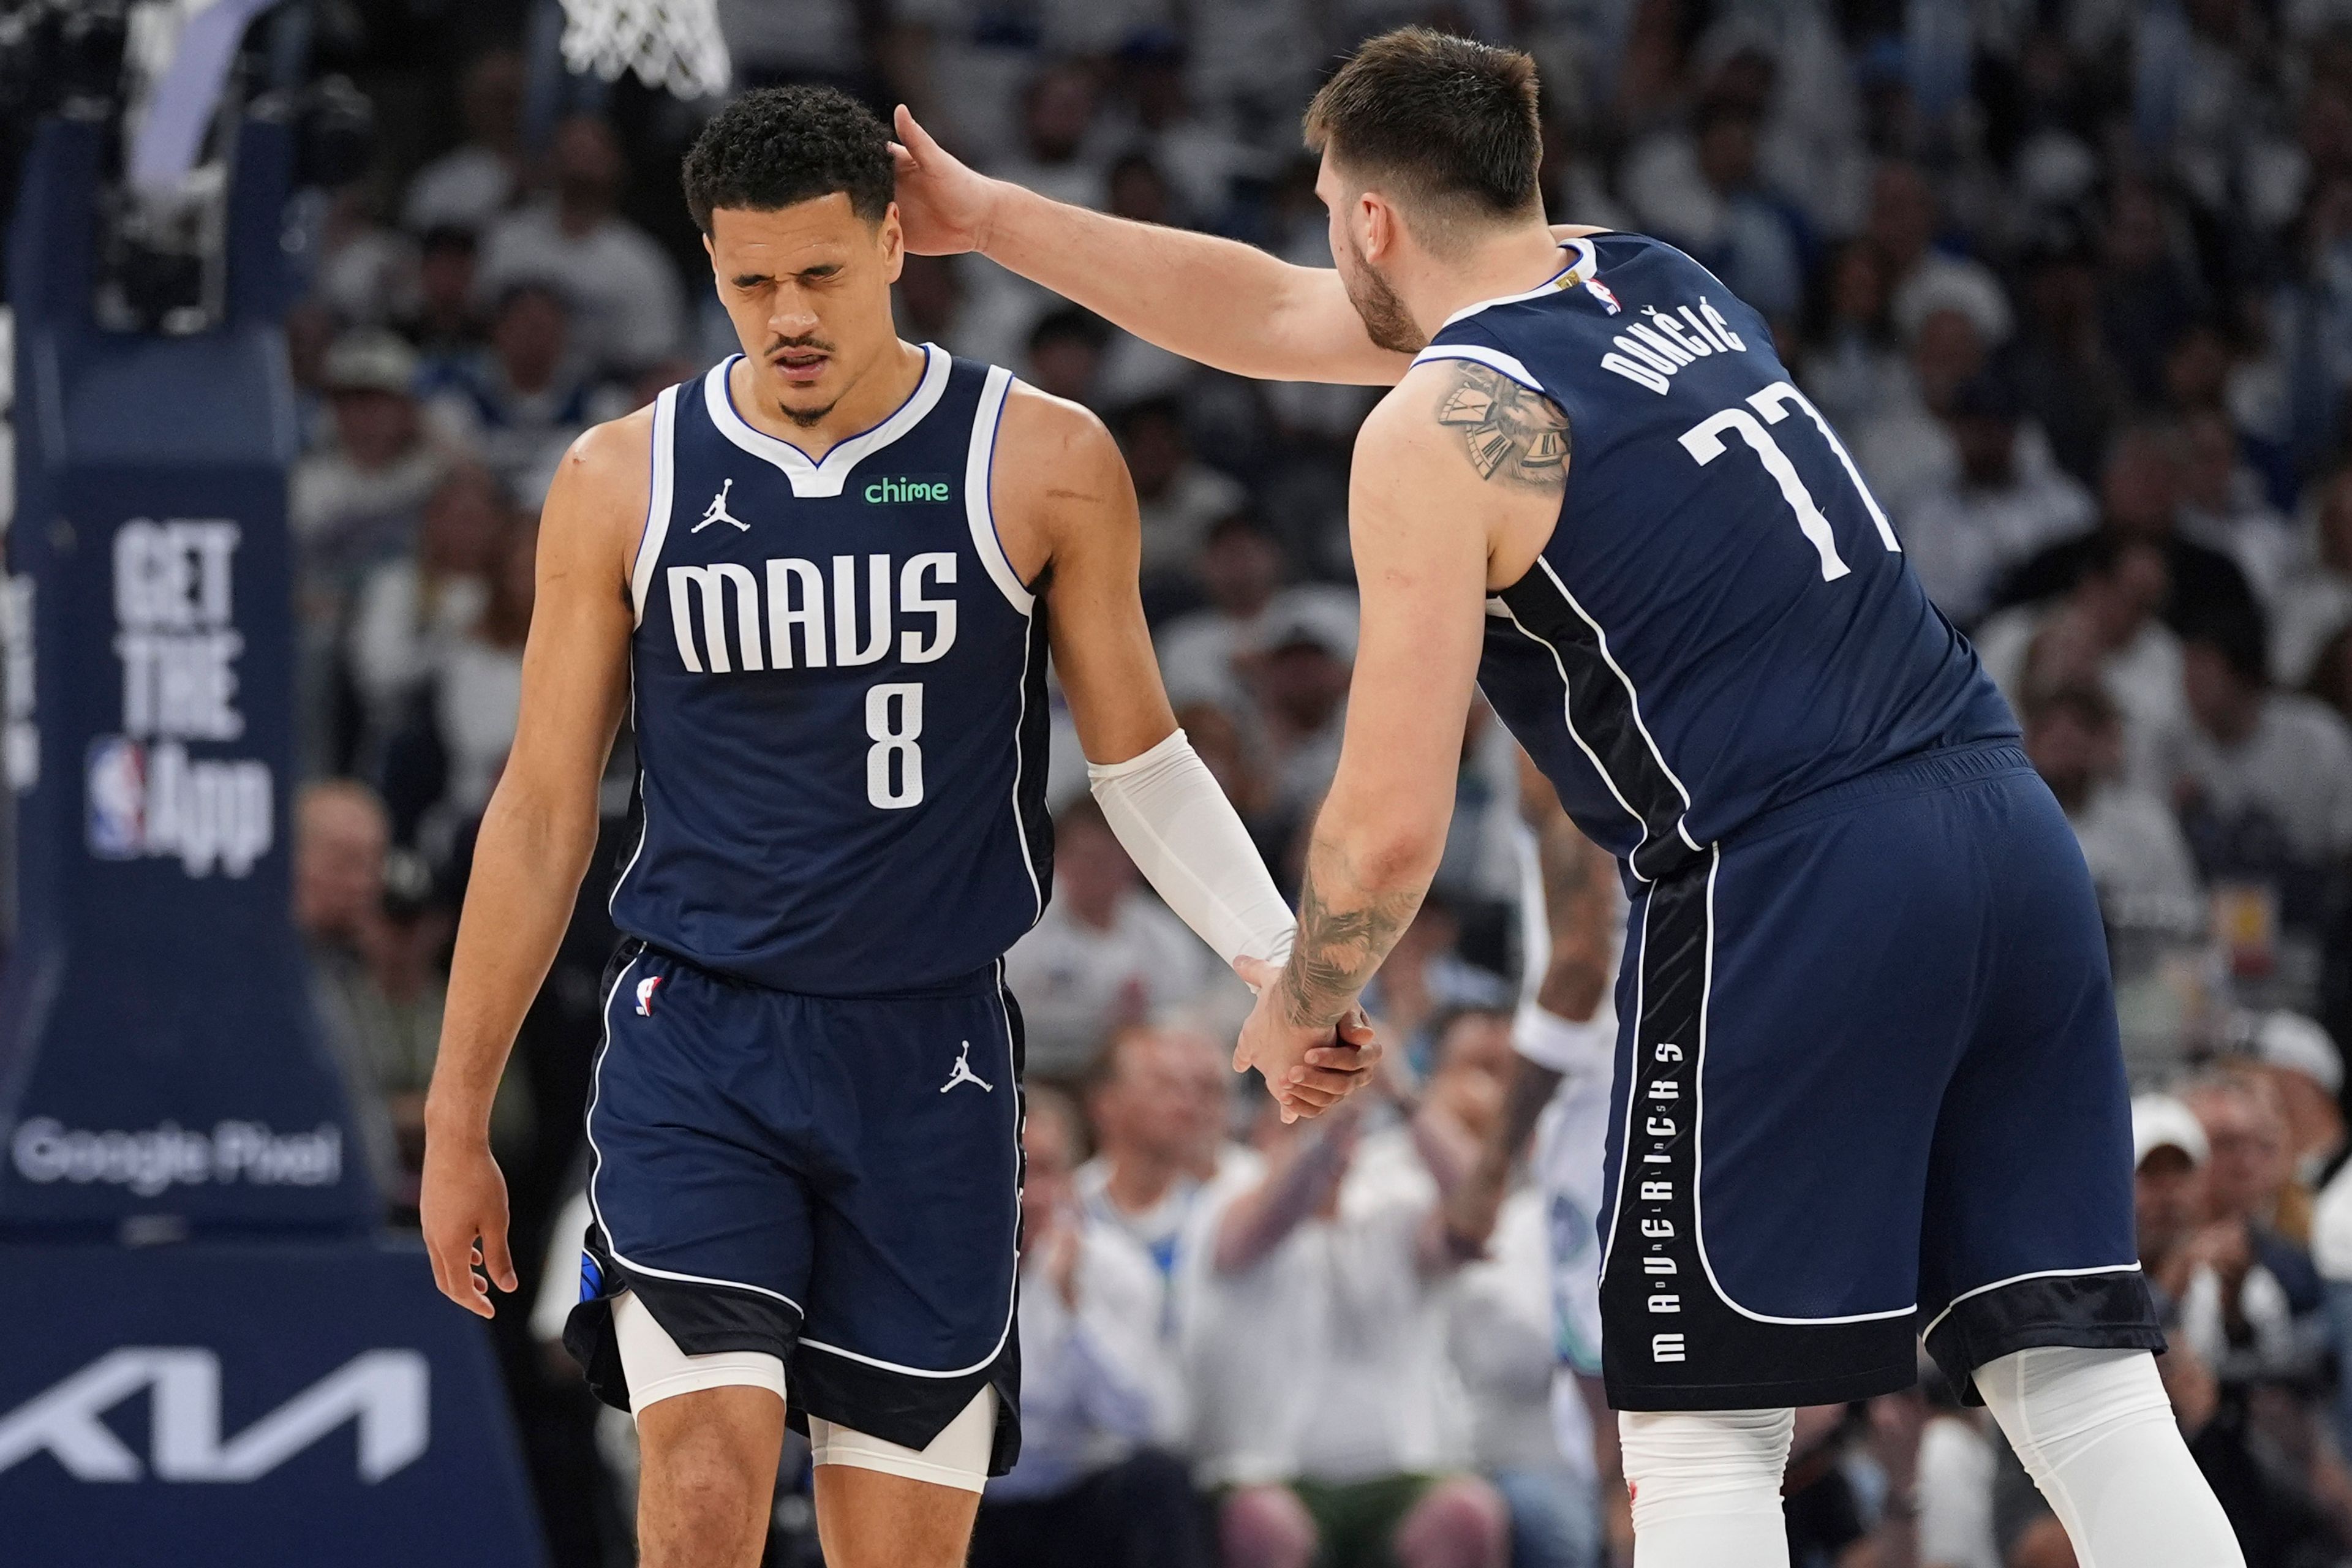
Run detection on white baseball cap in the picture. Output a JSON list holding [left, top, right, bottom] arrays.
[[2255, 1010, 2344, 1095], [2131, 1093, 2209, 1169]]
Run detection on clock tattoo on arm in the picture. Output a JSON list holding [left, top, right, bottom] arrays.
[[1432, 361, 1571, 491]]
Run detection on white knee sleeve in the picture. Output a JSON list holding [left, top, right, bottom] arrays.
[[1619, 1407, 1793, 1568], [1977, 1347, 2244, 1568], [613, 1290, 786, 1411], [809, 1389, 997, 1495], [612, 1292, 995, 1494]]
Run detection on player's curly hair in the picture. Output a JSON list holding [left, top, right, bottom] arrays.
[[681, 85, 894, 234]]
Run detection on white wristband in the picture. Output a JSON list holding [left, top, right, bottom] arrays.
[[1088, 729, 1295, 967], [1513, 1000, 1614, 1076]]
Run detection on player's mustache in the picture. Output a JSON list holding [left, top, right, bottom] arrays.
[[767, 336, 836, 356]]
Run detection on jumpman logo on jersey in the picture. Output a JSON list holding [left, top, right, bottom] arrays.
[[939, 1040, 992, 1094], [693, 478, 748, 533]]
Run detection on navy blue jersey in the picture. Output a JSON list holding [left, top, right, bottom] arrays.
[[1417, 234, 2016, 880], [609, 347, 1052, 994]]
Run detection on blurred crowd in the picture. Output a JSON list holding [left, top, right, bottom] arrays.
[[273, 0, 2352, 1564]]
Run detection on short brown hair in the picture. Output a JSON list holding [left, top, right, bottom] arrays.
[[1304, 28, 1542, 237]]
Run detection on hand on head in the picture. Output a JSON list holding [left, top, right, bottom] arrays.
[[889, 107, 994, 257]]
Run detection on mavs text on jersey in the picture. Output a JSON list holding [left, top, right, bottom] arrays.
[[612, 344, 1050, 993], [569, 347, 1046, 1467]]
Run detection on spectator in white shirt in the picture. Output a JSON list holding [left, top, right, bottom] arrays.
[[1894, 369, 2095, 627], [2169, 602, 2352, 872], [345, 462, 505, 753], [1003, 796, 1227, 1082], [1079, 1023, 1251, 1283], [1618, 96, 1803, 320], [293, 330, 452, 595], [402, 50, 525, 233], [2176, 407, 2297, 606], [1155, 513, 1285, 708], [1975, 535, 2187, 794], [2163, 606, 2352, 1015], [2022, 682, 2204, 935], [1433, 1006, 1601, 1568], [1800, 239, 1907, 437], [1112, 43, 1266, 224], [1866, 160, 2013, 346], [477, 116, 685, 377], [1191, 1096, 1509, 1568], [990, 61, 1110, 213], [2249, 1010, 2346, 1186], [1118, 396, 1250, 586], [1243, 589, 1359, 829], [1022, 307, 1114, 409], [399, 225, 488, 379], [1852, 307, 1988, 530], [1910, 1390, 2002, 1568], [312, 185, 419, 330], [2274, 465, 2352, 686], [381, 515, 533, 861], [970, 1087, 1208, 1568], [423, 281, 628, 500]]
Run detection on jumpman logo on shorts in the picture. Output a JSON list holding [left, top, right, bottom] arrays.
[[693, 478, 748, 532], [940, 1040, 992, 1095]]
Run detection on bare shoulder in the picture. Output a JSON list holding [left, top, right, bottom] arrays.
[[539, 402, 658, 593], [551, 403, 658, 515], [1361, 357, 1569, 496], [995, 380, 1126, 496], [991, 380, 1136, 578]]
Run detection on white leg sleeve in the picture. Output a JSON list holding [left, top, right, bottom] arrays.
[[809, 1387, 997, 1495], [615, 1291, 997, 1493], [1088, 729, 1297, 966], [1619, 1408, 1793, 1568], [612, 1291, 786, 1414], [1977, 1347, 2244, 1568]]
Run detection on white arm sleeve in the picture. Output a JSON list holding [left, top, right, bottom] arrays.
[[1088, 729, 1297, 968]]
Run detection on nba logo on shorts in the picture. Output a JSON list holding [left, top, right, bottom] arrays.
[[86, 736, 146, 859], [635, 976, 663, 1016]]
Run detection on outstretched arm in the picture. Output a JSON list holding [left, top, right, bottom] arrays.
[[892, 107, 1409, 387], [1001, 386, 1379, 1110], [421, 412, 642, 1317], [1213, 1104, 1364, 1273], [1237, 361, 1569, 1088]]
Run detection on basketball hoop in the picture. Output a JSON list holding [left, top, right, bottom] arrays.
[[556, 0, 731, 100]]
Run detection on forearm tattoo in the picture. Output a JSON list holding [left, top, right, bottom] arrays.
[[1433, 362, 1570, 490], [1276, 850, 1421, 1030]]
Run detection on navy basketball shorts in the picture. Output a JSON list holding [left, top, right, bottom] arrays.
[[563, 943, 1025, 1474], [1596, 741, 2163, 1412]]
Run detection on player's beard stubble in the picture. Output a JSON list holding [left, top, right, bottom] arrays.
[[1340, 238, 1426, 355]]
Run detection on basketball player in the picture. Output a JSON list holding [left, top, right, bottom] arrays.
[[890, 30, 2246, 1568], [418, 87, 1376, 1568]]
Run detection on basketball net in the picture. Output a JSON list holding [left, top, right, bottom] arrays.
[[557, 0, 733, 100]]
